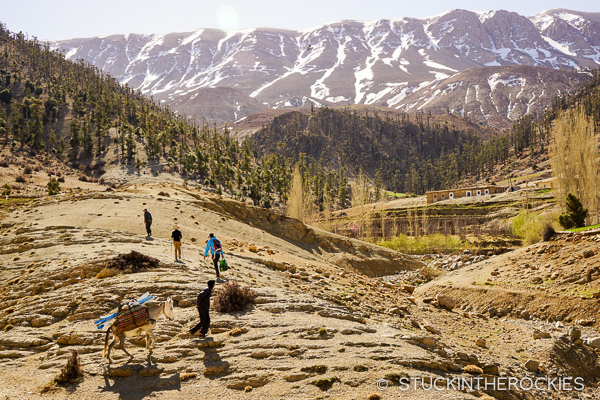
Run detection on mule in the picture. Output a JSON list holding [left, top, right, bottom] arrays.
[[102, 298, 175, 362]]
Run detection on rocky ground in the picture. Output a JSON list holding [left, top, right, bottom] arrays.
[[0, 183, 599, 400]]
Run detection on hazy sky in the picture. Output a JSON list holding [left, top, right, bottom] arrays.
[[2, 0, 598, 40]]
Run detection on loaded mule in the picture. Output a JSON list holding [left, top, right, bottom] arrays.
[[102, 298, 175, 362]]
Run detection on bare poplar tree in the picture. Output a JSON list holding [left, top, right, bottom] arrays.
[[550, 106, 598, 224], [287, 165, 304, 222]]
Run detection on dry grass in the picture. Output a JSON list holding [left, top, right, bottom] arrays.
[[378, 233, 464, 255]]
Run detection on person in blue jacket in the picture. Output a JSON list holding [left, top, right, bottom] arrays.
[[204, 233, 223, 277]]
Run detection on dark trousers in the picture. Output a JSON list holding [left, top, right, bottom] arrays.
[[145, 221, 152, 235], [212, 253, 221, 276], [190, 307, 210, 335]]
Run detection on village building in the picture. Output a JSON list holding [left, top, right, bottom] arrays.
[[531, 177, 557, 189], [426, 185, 507, 204]]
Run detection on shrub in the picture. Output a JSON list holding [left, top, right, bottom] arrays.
[[541, 223, 556, 241], [34, 165, 41, 172], [15, 175, 26, 183], [1, 183, 11, 196], [511, 210, 544, 245], [57, 177, 65, 183], [558, 193, 588, 229], [47, 178, 61, 195], [420, 266, 443, 281], [23, 166, 32, 174], [0, 160, 8, 168], [158, 191, 170, 197], [213, 281, 258, 313], [353, 364, 368, 372], [368, 394, 381, 400], [301, 364, 328, 374], [78, 174, 88, 182], [312, 376, 338, 390], [106, 251, 160, 272], [54, 350, 83, 386]]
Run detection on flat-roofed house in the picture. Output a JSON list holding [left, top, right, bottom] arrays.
[[426, 185, 507, 204]]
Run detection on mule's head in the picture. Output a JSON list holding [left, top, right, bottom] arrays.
[[164, 297, 175, 321]]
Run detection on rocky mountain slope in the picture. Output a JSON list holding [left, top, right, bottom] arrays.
[[50, 9, 599, 127], [0, 183, 599, 399]]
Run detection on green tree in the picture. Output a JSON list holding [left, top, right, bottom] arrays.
[[47, 177, 60, 195], [1, 183, 11, 196], [558, 193, 588, 229]]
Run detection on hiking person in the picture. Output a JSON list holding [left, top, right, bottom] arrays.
[[143, 208, 152, 236], [204, 233, 223, 278], [171, 224, 182, 261], [189, 280, 215, 337]]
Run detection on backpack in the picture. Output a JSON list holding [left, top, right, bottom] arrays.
[[212, 237, 222, 251]]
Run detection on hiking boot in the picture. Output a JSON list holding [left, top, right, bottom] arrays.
[[198, 333, 206, 338]]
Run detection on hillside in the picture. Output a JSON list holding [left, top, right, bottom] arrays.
[[49, 9, 600, 128], [1, 183, 599, 400]]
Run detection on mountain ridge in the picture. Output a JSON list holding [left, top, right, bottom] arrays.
[[49, 9, 599, 128]]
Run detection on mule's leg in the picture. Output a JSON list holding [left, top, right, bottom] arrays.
[[106, 338, 117, 363], [147, 330, 156, 353], [118, 333, 134, 359]]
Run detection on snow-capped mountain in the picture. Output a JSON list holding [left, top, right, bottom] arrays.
[[51, 9, 598, 127]]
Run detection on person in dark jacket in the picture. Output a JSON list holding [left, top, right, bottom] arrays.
[[204, 233, 223, 278], [171, 224, 182, 261], [143, 208, 152, 236], [189, 280, 215, 337]]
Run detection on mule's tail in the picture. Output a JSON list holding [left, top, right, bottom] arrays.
[[102, 326, 111, 358]]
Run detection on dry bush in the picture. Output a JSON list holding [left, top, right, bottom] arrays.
[[99, 177, 105, 185], [15, 175, 26, 183], [368, 394, 381, 400], [78, 174, 88, 182], [23, 166, 32, 174], [420, 266, 443, 281], [34, 165, 41, 172], [542, 223, 556, 241], [301, 364, 328, 374], [57, 177, 65, 183], [55, 350, 83, 385], [158, 191, 170, 197], [106, 251, 160, 272], [213, 281, 258, 313], [0, 160, 8, 168]]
